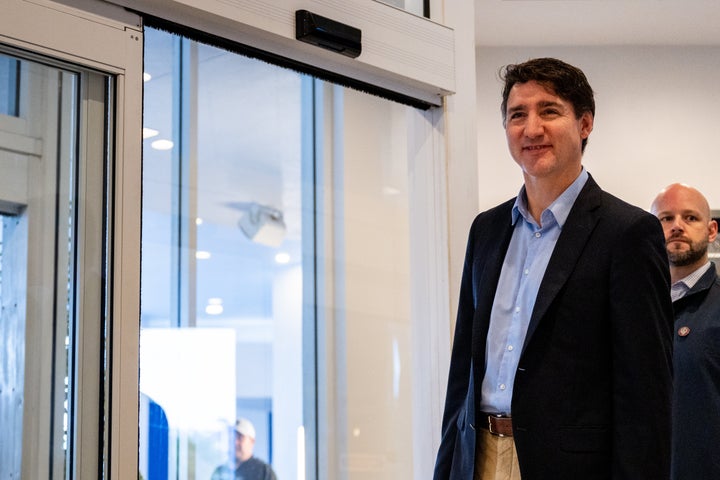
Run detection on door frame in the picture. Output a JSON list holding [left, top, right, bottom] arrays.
[[1, 1, 143, 478]]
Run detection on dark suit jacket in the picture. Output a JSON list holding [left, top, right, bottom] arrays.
[[434, 175, 673, 480], [671, 263, 720, 479]]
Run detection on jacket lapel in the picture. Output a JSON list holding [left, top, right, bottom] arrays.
[[522, 176, 603, 350], [672, 262, 717, 312], [476, 217, 515, 319]]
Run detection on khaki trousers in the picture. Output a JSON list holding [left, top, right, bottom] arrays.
[[474, 428, 522, 480]]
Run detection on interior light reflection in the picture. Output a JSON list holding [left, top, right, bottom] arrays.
[[151, 139, 174, 151]]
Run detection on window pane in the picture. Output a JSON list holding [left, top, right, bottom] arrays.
[[141, 26, 424, 480], [376, 0, 425, 17], [343, 90, 412, 480], [316, 85, 414, 479], [0, 53, 20, 117], [140, 28, 304, 479], [0, 47, 108, 479]]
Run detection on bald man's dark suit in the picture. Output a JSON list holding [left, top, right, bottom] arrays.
[[434, 175, 673, 480], [671, 263, 720, 479]]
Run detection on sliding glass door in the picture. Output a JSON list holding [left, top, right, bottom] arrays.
[[140, 28, 306, 479], [140, 27, 420, 480], [0, 46, 112, 478]]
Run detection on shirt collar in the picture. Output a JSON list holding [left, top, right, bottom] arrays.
[[511, 168, 589, 228], [673, 261, 713, 291]]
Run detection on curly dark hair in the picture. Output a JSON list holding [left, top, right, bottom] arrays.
[[500, 58, 595, 151]]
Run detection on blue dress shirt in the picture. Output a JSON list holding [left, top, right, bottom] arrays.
[[479, 169, 589, 414]]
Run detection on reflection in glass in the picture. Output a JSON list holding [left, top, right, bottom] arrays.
[[141, 27, 303, 479], [141, 25, 418, 480], [328, 87, 413, 479], [0, 54, 20, 116], [376, 0, 426, 17], [0, 49, 87, 479]]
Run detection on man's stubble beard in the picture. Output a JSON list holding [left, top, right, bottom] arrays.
[[668, 238, 709, 267]]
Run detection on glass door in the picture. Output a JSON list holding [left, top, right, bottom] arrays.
[[0, 46, 112, 479], [140, 26, 421, 480], [140, 28, 305, 480]]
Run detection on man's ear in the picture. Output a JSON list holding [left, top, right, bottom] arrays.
[[580, 112, 594, 139], [708, 219, 718, 243]]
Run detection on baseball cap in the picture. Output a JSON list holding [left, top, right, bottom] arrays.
[[234, 418, 256, 439]]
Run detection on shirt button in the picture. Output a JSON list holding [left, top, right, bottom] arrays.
[[524, 269, 529, 275], [534, 232, 541, 238], [507, 345, 514, 351], [499, 384, 506, 390], [515, 306, 520, 313]]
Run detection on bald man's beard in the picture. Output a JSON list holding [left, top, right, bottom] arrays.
[[667, 238, 709, 267]]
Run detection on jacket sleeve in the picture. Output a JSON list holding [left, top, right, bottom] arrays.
[[608, 213, 673, 479], [433, 220, 478, 480]]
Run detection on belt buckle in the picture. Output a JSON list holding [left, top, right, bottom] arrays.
[[487, 414, 507, 437]]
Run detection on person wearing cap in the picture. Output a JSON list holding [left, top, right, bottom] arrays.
[[650, 183, 720, 480], [211, 418, 277, 480]]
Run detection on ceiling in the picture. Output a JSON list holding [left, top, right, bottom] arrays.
[[475, 0, 720, 47]]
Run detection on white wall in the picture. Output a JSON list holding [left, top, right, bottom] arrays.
[[476, 46, 720, 212]]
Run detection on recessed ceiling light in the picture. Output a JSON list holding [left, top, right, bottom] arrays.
[[275, 252, 290, 264], [143, 72, 152, 82], [205, 297, 223, 315], [151, 139, 174, 151], [196, 251, 211, 260], [205, 304, 223, 315], [143, 127, 159, 139]]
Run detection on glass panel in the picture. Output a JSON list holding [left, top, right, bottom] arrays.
[[0, 47, 105, 479], [141, 26, 420, 480], [313, 84, 413, 479], [140, 28, 304, 480], [0, 53, 20, 116], [342, 88, 412, 479], [0, 212, 26, 478], [376, 0, 426, 17]]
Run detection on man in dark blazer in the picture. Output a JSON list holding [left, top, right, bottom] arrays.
[[650, 183, 720, 480], [433, 58, 673, 480]]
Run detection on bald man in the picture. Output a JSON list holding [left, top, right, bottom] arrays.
[[651, 183, 720, 480]]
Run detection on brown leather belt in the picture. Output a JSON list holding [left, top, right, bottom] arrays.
[[479, 413, 514, 437]]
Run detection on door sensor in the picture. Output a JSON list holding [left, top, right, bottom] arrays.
[[295, 10, 362, 58]]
